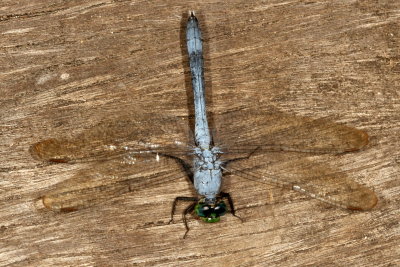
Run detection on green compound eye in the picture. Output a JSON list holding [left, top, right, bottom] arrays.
[[194, 203, 209, 218], [195, 201, 227, 223], [214, 202, 227, 216]]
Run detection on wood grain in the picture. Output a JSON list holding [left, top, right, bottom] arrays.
[[1, 1, 399, 266]]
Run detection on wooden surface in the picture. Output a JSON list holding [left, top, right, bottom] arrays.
[[1, 1, 399, 266]]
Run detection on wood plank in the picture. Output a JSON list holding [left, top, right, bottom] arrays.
[[1, 1, 399, 266]]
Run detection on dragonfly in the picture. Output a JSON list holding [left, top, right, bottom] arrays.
[[30, 11, 377, 238]]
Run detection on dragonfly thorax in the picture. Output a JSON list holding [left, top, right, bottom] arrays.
[[193, 146, 222, 170], [193, 146, 223, 200]]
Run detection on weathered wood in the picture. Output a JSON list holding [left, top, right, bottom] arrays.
[[1, 1, 399, 266]]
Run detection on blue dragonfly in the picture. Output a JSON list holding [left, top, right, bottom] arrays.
[[30, 12, 377, 238]]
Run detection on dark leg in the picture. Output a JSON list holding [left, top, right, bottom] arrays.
[[223, 146, 261, 167], [220, 191, 243, 222], [182, 202, 197, 239], [218, 147, 259, 222], [168, 196, 198, 224], [157, 153, 194, 184]]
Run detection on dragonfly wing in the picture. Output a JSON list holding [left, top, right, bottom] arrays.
[[211, 107, 368, 156], [39, 154, 188, 212], [30, 114, 194, 163], [226, 151, 377, 211], [31, 114, 196, 211]]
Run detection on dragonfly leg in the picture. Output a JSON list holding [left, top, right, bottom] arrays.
[[157, 153, 194, 184], [222, 146, 261, 167], [220, 192, 243, 222], [183, 201, 197, 239], [168, 196, 198, 224]]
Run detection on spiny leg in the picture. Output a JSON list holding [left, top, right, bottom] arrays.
[[183, 201, 197, 239], [218, 147, 258, 223], [157, 153, 194, 184], [223, 146, 261, 167], [168, 196, 198, 224], [220, 191, 243, 222]]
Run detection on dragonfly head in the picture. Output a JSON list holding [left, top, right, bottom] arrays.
[[195, 199, 227, 223]]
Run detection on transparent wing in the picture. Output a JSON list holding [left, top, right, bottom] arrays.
[[225, 151, 377, 211], [211, 107, 368, 159], [31, 108, 376, 212], [30, 114, 195, 211], [211, 107, 376, 210], [38, 155, 187, 212], [30, 114, 195, 163]]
